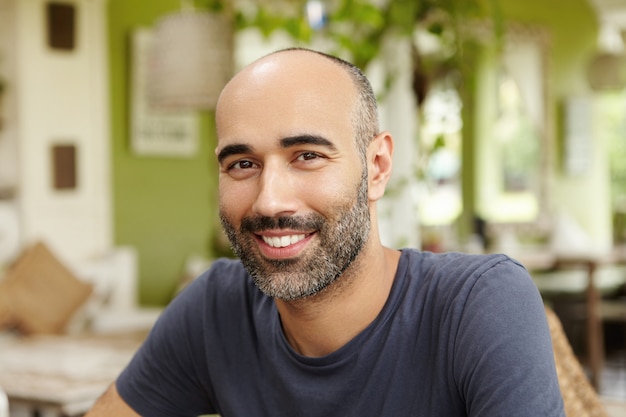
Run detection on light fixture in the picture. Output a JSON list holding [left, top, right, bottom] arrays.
[[587, 20, 626, 91], [148, 3, 234, 111], [587, 53, 626, 91]]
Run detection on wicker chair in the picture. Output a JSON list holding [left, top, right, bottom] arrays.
[[545, 306, 609, 417]]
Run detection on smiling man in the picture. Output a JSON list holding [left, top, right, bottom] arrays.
[[86, 48, 564, 416]]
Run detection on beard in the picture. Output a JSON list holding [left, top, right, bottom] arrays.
[[219, 171, 371, 301]]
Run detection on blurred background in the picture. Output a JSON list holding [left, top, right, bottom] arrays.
[[2, 0, 626, 415]]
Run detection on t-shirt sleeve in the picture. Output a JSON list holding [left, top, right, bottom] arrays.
[[452, 257, 565, 416], [115, 274, 216, 417]]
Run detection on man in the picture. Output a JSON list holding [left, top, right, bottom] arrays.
[[86, 48, 564, 416]]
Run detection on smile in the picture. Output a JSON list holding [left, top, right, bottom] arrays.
[[261, 234, 307, 248]]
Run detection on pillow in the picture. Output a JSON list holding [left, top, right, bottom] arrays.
[[1, 241, 92, 334]]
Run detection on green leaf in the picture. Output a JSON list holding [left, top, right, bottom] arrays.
[[433, 135, 446, 151]]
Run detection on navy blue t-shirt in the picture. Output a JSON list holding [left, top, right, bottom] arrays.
[[117, 249, 564, 416]]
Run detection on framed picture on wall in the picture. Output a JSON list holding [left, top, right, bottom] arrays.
[[130, 28, 199, 158]]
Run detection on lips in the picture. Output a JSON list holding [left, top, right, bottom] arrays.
[[241, 215, 322, 258]]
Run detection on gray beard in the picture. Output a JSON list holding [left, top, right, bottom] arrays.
[[220, 172, 370, 300]]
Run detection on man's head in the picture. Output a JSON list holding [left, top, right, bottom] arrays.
[[215, 48, 393, 300], [294, 49, 380, 165]]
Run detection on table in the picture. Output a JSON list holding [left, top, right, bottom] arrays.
[[513, 247, 626, 391], [0, 331, 145, 417], [558, 247, 626, 390]]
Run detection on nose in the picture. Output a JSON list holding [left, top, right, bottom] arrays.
[[252, 163, 299, 217]]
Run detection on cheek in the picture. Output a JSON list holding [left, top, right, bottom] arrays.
[[218, 180, 250, 219], [302, 170, 362, 211]]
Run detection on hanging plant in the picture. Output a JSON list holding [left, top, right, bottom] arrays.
[[195, 0, 503, 106]]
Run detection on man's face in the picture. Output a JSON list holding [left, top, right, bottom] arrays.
[[215, 53, 372, 300], [220, 170, 370, 300]]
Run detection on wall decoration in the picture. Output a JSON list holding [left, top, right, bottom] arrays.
[[51, 143, 77, 190], [130, 29, 199, 158], [148, 10, 233, 110], [46, 2, 76, 51]]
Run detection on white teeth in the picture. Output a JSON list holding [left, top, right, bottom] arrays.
[[262, 234, 306, 248]]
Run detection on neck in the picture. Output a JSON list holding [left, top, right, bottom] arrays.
[[275, 243, 401, 357]]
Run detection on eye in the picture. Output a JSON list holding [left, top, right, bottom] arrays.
[[229, 160, 256, 170], [296, 152, 323, 162], [224, 159, 260, 180]]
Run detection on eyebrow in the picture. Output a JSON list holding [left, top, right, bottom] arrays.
[[217, 134, 337, 164], [217, 143, 253, 164], [280, 134, 337, 151]]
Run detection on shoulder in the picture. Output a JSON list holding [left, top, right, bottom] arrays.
[[180, 257, 258, 299], [406, 249, 523, 273], [196, 257, 250, 285], [397, 249, 538, 318], [401, 249, 529, 289], [157, 257, 268, 331]]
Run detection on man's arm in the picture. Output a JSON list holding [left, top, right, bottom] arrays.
[[85, 382, 140, 417]]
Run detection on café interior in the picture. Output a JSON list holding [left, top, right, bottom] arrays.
[[2, 0, 626, 415]]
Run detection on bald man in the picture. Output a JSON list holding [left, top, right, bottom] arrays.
[[86, 48, 564, 417]]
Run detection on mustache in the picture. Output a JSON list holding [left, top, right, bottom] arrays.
[[241, 214, 325, 233]]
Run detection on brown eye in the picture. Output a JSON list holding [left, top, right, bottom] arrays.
[[229, 160, 255, 170], [298, 152, 321, 161], [225, 159, 260, 180]]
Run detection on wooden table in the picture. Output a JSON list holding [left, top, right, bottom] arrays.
[[555, 254, 607, 391], [0, 331, 144, 417], [562, 247, 626, 390], [513, 247, 626, 391]]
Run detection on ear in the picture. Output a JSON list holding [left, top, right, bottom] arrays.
[[367, 132, 394, 201]]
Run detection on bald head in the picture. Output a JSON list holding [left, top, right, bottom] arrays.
[[216, 48, 379, 158]]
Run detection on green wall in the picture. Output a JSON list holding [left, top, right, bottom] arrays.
[[108, 1, 220, 306], [500, 0, 598, 97]]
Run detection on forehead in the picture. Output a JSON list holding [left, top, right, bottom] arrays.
[[215, 51, 357, 148]]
